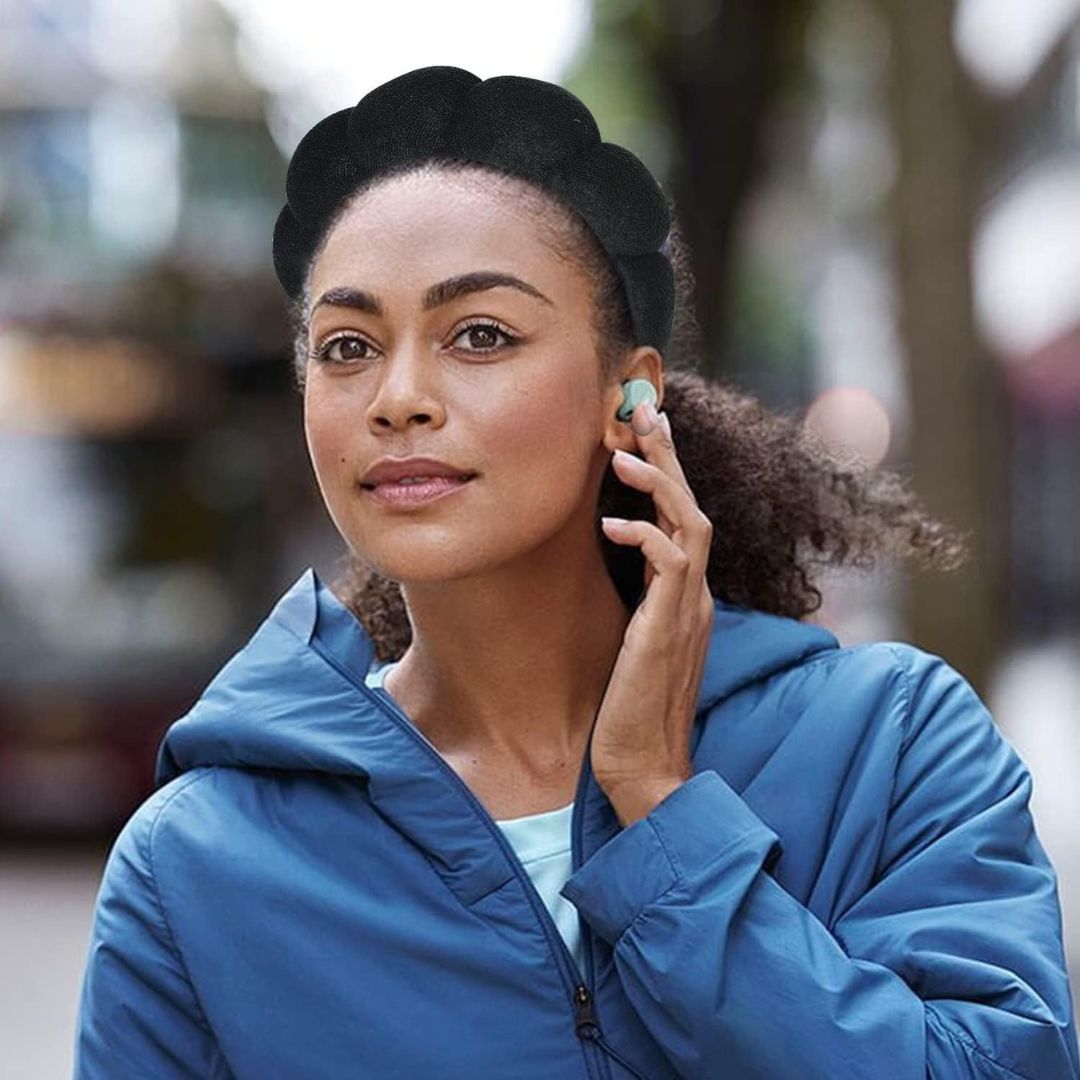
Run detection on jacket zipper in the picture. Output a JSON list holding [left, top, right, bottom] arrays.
[[570, 761, 650, 1080], [312, 641, 649, 1079], [379, 680, 652, 1080], [573, 985, 651, 1080]]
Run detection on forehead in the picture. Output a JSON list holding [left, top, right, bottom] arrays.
[[310, 170, 566, 294]]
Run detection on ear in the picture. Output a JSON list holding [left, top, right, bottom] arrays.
[[602, 346, 664, 455]]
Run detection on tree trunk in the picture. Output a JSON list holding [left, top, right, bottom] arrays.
[[876, 0, 1012, 693], [646, 0, 809, 374]]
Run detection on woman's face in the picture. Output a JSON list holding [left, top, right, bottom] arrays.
[[303, 169, 648, 585]]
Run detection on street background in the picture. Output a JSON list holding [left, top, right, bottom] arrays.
[[2, 0, 1079, 1076]]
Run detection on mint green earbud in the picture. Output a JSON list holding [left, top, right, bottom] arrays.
[[616, 378, 658, 422]]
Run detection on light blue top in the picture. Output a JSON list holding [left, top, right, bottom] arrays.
[[365, 659, 587, 975]]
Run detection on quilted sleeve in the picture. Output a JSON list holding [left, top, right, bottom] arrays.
[[561, 645, 1080, 1079], [73, 779, 232, 1079]]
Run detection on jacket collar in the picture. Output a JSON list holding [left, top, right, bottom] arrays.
[[155, 567, 839, 904]]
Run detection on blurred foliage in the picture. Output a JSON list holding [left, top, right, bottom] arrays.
[[564, 0, 815, 400]]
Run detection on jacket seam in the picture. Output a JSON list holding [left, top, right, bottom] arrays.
[[621, 820, 768, 940], [275, 616, 308, 649], [732, 641, 907, 722], [886, 657, 1037, 1080], [703, 640, 861, 712], [878, 643, 917, 754], [144, 767, 232, 1072], [652, 813, 768, 888], [647, 813, 681, 878], [927, 1006, 1035, 1080], [622, 874, 683, 942], [759, 639, 887, 679], [878, 643, 913, 845]]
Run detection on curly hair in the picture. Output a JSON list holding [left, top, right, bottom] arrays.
[[286, 160, 969, 662]]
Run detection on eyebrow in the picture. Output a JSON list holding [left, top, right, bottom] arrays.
[[311, 271, 554, 317]]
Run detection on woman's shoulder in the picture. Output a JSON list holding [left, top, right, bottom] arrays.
[[752, 635, 1004, 748], [103, 767, 223, 878], [698, 634, 1027, 831]]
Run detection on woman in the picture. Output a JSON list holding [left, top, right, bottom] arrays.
[[75, 66, 1079, 1078]]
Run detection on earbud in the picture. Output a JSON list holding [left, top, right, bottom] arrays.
[[616, 378, 658, 422]]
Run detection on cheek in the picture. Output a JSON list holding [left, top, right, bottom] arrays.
[[303, 387, 355, 494], [480, 386, 597, 511], [487, 376, 574, 461]]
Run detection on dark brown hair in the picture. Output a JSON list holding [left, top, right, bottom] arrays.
[[287, 161, 968, 662]]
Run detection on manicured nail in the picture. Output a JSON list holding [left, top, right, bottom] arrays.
[[632, 400, 659, 435]]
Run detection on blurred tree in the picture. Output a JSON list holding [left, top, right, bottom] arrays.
[[564, 0, 814, 378], [875, 0, 1014, 692], [570, 0, 1080, 690]]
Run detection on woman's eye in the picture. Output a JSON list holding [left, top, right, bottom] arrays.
[[451, 321, 519, 353], [314, 335, 372, 364]]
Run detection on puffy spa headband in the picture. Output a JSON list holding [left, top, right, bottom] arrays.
[[272, 64, 676, 351]]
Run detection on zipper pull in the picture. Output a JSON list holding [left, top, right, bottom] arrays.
[[573, 984, 599, 1036], [575, 984, 652, 1079]]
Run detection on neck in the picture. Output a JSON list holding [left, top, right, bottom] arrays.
[[383, 519, 632, 766]]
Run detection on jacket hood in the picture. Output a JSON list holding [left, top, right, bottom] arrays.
[[155, 567, 840, 788]]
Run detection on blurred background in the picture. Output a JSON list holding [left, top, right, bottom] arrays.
[[1, 0, 1078, 1074]]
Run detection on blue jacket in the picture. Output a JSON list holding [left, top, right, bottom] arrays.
[[75, 568, 1080, 1079]]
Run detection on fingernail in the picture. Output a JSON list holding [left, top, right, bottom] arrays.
[[659, 411, 671, 437], [632, 400, 659, 435]]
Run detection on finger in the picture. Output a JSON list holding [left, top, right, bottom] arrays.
[[633, 403, 693, 497], [599, 517, 692, 626], [611, 450, 711, 570], [612, 449, 676, 541]]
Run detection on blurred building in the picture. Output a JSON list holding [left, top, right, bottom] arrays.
[[0, 0, 328, 837]]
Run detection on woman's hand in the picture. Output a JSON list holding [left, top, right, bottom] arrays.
[[593, 400, 716, 827]]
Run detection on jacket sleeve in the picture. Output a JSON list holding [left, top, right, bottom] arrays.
[[560, 645, 1080, 1079], [74, 782, 232, 1079]]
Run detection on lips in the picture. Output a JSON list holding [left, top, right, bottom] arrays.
[[360, 456, 477, 488], [363, 474, 473, 489], [362, 474, 475, 508]]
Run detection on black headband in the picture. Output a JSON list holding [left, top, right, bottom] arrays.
[[272, 65, 675, 350]]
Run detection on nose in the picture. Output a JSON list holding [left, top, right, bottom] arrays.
[[366, 344, 446, 431]]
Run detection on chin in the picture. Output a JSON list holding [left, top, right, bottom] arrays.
[[351, 541, 492, 585]]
